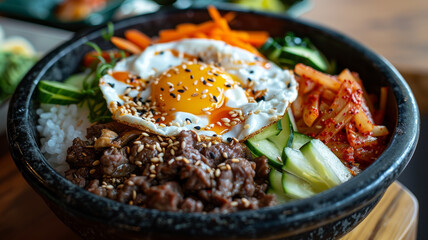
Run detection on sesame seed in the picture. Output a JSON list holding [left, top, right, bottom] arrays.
[[90, 169, 96, 174], [149, 174, 156, 178], [106, 185, 114, 190], [242, 198, 250, 208], [191, 93, 199, 97], [196, 134, 201, 142], [195, 160, 201, 166], [92, 160, 100, 166], [168, 159, 175, 165], [202, 107, 210, 111], [209, 152, 215, 159], [177, 94, 181, 101], [202, 89, 208, 94], [221, 118, 230, 123], [127, 181, 135, 186], [151, 157, 160, 163], [222, 152, 228, 158], [178, 89, 185, 93], [213, 96, 218, 102], [244, 124, 250, 129], [215, 169, 221, 177], [185, 118, 192, 123], [227, 137, 232, 142], [171, 149, 175, 155], [181, 141, 187, 149], [201, 94, 207, 99], [175, 156, 183, 160], [185, 68, 191, 72], [206, 83, 213, 87], [194, 126, 201, 130], [207, 78, 215, 82], [214, 73, 219, 76], [170, 93, 176, 98], [231, 158, 240, 163], [132, 190, 137, 200], [135, 160, 143, 167], [231, 201, 238, 207], [183, 158, 190, 164], [226, 164, 232, 170], [142, 132, 150, 137], [137, 145, 144, 152]]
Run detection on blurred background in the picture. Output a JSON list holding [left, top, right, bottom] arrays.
[[0, 0, 426, 239]]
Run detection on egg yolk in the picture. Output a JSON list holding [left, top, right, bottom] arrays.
[[152, 63, 237, 116]]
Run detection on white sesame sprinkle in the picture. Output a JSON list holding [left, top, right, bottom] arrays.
[[202, 89, 208, 94], [244, 124, 250, 129], [231, 201, 238, 207], [215, 169, 221, 177], [221, 118, 230, 123], [201, 94, 207, 99], [231, 158, 240, 163], [137, 145, 144, 153], [222, 152, 228, 158]]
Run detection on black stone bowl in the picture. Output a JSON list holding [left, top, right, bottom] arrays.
[[7, 7, 419, 240]]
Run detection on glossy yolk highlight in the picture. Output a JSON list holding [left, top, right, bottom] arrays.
[[151, 63, 243, 134], [152, 63, 236, 114]]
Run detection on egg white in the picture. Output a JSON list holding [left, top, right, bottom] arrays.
[[99, 39, 298, 141]]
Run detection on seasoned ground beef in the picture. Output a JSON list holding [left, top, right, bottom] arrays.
[[65, 122, 276, 213]]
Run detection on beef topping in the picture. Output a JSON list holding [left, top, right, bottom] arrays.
[[66, 122, 276, 212]]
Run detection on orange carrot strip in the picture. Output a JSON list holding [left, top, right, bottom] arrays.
[[223, 12, 236, 22], [111, 36, 142, 54], [208, 5, 222, 22], [159, 21, 216, 42], [124, 29, 151, 50], [176, 23, 197, 32]]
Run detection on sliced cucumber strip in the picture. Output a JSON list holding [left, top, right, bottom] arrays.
[[38, 87, 82, 105], [268, 112, 293, 152], [63, 72, 88, 89], [280, 46, 328, 72], [291, 132, 312, 150], [246, 138, 282, 169], [282, 147, 329, 192], [300, 139, 352, 187], [250, 123, 281, 141], [281, 171, 315, 199], [38, 80, 83, 99], [267, 187, 289, 204]]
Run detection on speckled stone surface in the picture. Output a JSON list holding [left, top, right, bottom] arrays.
[[7, 7, 419, 240]]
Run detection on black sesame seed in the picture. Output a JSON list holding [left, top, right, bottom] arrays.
[[145, 80, 150, 84], [159, 51, 164, 55], [207, 78, 214, 82], [138, 97, 143, 102], [213, 96, 218, 102], [145, 99, 151, 103], [133, 97, 138, 102], [169, 86, 173, 88], [185, 118, 192, 123], [209, 152, 215, 159], [255, 96, 266, 102], [247, 77, 252, 82], [190, 75, 194, 79], [213, 134, 217, 137], [161, 87, 164, 91], [185, 68, 191, 72], [225, 84, 231, 88], [287, 82, 291, 88], [252, 90, 256, 95], [249, 70, 254, 74], [170, 93, 176, 98], [130, 78, 135, 82], [156, 118, 161, 123], [136, 75, 142, 79], [178, 89, 185, 93], [137, 109, 147, 115], [117, 101, 122, 106], [213, 73, 219, 76], [194, 126, 201, 130], [150, 109, 155, 114], [108, 83, 115, 88], [227, 137, 232, 142], [202, 80, 207, 85], [197, 56, 203, 62]]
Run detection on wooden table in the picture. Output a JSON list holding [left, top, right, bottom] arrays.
[[0, 131, 418, 239]]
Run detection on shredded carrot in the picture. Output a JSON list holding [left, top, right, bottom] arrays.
[[83, 50, 128, 67], [124, 29, 151, 50], [111, 36, 142, 54], [155, 5, 268, 55]]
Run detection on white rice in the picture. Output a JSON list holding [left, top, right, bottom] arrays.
[[36, 104, 90, 174]]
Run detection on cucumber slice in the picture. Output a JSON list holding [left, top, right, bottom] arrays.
[[267, 188, 289, 204], [280, 46, 328, 72], [281, 171, 315, 199], [282, 147, 329, 192], [246, 138, 282, 169], [268, 112, 293, 152], [64, 72, 88, 89], [38, 80, 83, 99], [250, 123, 281, 141], [291, 132, 312, 150], [300, 139, 352, 187], [268, 169, 291, 203], [37, 87, 82, 105]]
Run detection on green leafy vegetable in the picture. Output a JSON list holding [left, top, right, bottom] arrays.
[[0, 51, 37, 102], [260, 32, 335, 73]]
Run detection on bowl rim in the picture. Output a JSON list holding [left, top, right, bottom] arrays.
[[7, 6, 420, 237]]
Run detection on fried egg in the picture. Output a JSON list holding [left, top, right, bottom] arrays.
[[99, 39, 297, 141]]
